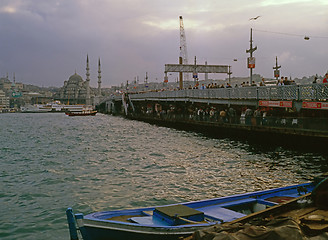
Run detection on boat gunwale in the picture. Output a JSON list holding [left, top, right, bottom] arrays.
[[80, 217, 216, 234], [82, 182, 314, 228]]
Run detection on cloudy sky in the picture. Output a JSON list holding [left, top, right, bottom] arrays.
[[0, 0, 327, 87]]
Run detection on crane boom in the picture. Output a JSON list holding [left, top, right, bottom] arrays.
[[179, 16, 189, 81], [179, 16, 188, 64]]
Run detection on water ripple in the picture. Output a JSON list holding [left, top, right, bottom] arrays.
[[0, 113, 327, 240]]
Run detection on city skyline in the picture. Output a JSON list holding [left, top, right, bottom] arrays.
[[0, 0, 327, 87]]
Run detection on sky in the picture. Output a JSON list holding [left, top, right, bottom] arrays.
[[0, 0, 327, 88]]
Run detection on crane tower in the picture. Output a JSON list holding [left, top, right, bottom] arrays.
[[179, 16, 189, 81], [179, 16, 188, 65]]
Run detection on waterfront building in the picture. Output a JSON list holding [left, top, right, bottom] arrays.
[[0, 89, 9, 111], [0, 74, 25, 109]]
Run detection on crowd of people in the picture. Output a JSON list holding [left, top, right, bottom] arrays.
[[185, 77, 299, 90], [193, 74, 327, 88], [139, 104, 277, 126], [135, 101, 308, 128], [187, 82, 233, 89], [276, 77, 296, 86]]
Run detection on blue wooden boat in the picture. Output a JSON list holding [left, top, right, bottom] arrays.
[[66, 182, 317, 240]]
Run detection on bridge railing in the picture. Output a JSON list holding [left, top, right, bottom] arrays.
[[124, 83, 328, 101]]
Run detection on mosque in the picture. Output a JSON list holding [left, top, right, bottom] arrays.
[[56, 55, 102, 105]]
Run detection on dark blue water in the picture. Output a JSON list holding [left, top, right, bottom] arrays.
[[0, 113, 327, 240]]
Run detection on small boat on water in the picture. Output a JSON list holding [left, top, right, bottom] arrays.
[[65, 109, 97, 116], [65, 105, 97, 116], [66, 179, 324, 240]]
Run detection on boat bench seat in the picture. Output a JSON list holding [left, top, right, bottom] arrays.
[[197, 206, 246, 222]]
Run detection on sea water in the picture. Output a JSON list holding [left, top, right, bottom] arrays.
[[0, 113, 327, 240]]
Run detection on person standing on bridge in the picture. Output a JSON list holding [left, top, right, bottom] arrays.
[[323, 73, 328, 100], [245, 108, 253, 125], [254, 108, 262, 125], [260, 78, 266, 86], [313, 76, 318, 84], [219, 109, 227, 123], [323, 73, 328, 83], [228, 107, 236, 124], [278, 77, 284, 86]]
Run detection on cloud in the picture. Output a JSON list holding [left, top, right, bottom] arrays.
[[261, 0, 324, 6], [0, 0, 327, 87], [0, 6, 17, 13]]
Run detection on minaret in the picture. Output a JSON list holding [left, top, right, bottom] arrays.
[[11, 72, 16, 90], [86, 55, 91, 105], [97, 58, 102, 96]]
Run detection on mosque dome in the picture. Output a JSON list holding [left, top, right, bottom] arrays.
[[67, 73, 84, 84]]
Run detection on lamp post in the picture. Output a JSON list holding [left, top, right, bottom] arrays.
[[273, 56, 281, 80], [246, 28, 257, 83]]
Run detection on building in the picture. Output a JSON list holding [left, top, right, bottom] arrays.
[[57, 72, 90, 104], [0, 74, 25, 109], [0, 74, 24, 93], [0, 89, 10, 111], [56, 56, 102, 105], [0, 76, 12, 92]]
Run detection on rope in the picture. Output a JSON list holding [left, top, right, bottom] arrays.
[[253, 29, 328, 39]]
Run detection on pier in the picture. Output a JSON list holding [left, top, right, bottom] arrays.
[[99, 83, 328, 150]]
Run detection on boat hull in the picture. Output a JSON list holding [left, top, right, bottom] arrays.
[[66, 111, 97, 116], [80, 221, 207, 240]]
